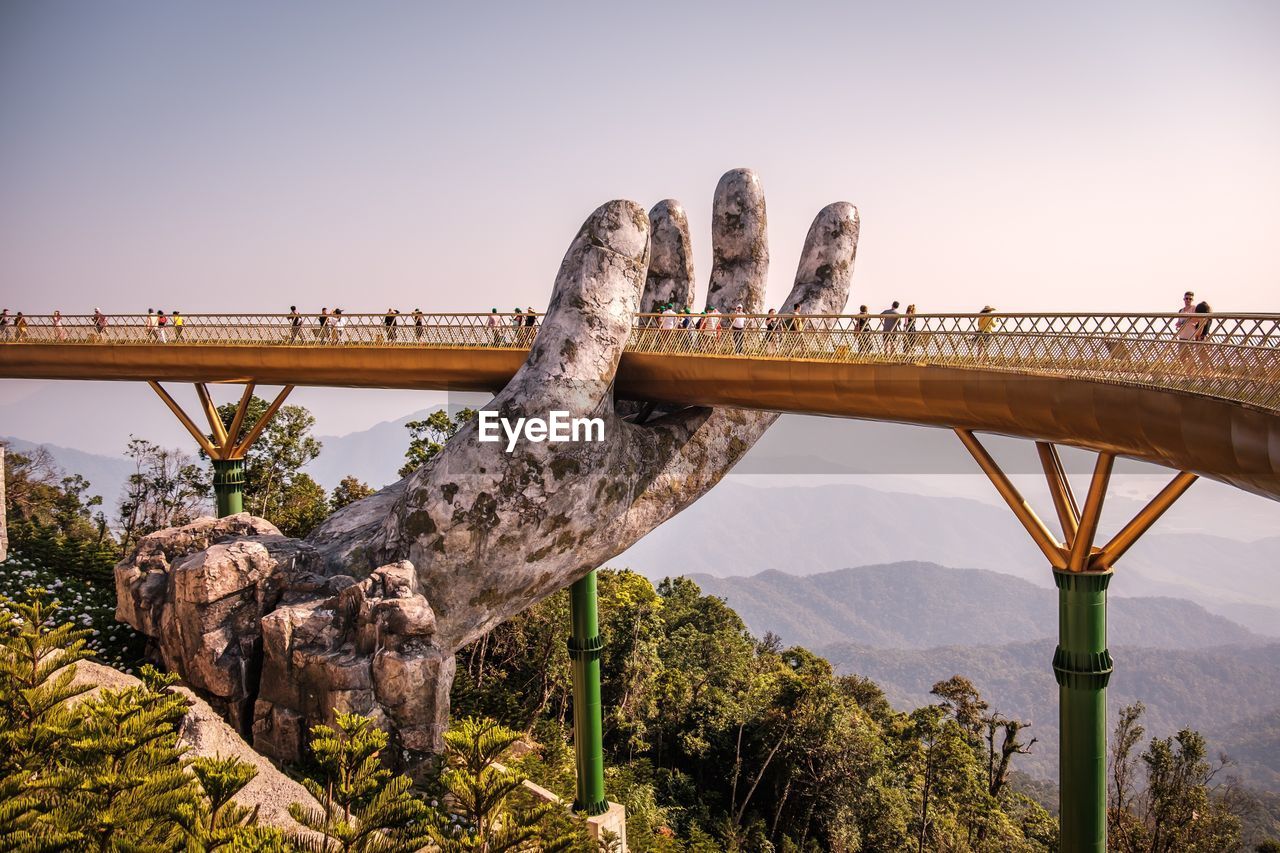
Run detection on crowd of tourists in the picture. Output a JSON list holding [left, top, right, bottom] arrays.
[[0, 295, 1219, 358]]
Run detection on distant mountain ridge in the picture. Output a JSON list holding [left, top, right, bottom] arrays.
[[624, 482, 1280, 637], [688, 562, 1279, 785], [690, 561, 1259, 650]]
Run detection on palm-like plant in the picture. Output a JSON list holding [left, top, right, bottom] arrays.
[[430, 716, 580, 853], [287, 714, 432, 853]]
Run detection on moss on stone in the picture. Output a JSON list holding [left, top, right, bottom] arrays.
[[550, 457, 580, 480]]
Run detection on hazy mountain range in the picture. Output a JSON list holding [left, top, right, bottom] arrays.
[[691, 562, 1280, 786], [689, 561, 1261, 649]]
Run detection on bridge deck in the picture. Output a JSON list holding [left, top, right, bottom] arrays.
[[3, 312, 1278, 498]]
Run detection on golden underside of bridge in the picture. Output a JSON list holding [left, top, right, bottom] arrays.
[[4, 341, 1278, 500]]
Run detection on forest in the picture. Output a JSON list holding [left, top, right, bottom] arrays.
[[2, 401, 1278, 851]]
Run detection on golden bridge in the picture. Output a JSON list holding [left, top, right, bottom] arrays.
[[3, 311, 1278, 498], [3, 309, 1279, 852]]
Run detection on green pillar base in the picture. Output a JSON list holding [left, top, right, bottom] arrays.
[[212, 458, 245, 518], [1053, 569, 1113, 853], [569, 571, 607, 817]]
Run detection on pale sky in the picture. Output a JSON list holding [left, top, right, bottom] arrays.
[[2, 0, 1279, 445]]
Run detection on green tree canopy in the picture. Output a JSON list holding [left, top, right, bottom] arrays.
[[330, 475, 375, 512], [400, 408, 477, 478], [117, 437, 208, 550]]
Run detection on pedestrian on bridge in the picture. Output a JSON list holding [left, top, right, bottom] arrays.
[[880, 301, 900, 354], [146, 309, 157, 340], [975, 305, 998, 355], [92, 309, 107, 341], [763, 308, 779, 352], [731, 304, 748, 353], [487, 308, 501, 346], [851, 305, 870, 353], [173, 310, 184, 341], [318, 307, 330, 342], [904, 304, 918, 351], [156, 310, 168, 343], [384, 308, 399, 342], [14, 312, 27, 342], [52, 310, 66, 341], [288, 306, 303, 343], [332, 309, 346, 343], [510, 308, 524, 345], [522, 307, 537, 346], [1195, 301, 1213, 341], [413, 309, 424, 341], [0, 308, 10, 341], [1176, 291, 1198, 341]]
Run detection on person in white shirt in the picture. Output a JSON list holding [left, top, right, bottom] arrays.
[[487, 308, 501, 346], [731, 303, 748, 353], [660, 305, 678, 331], [332, 309, 346, 343]]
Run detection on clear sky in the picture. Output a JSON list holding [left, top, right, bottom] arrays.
[[2, 1, 1279, 443]]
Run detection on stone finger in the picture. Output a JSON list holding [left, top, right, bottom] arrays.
[[641, 200, 695, 314], [780, 201, 859, 315], [705, 168, 769, 313]]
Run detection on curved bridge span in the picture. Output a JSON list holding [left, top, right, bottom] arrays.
[[3, 311, 1278, 499], [5, 309, 1280, 851]]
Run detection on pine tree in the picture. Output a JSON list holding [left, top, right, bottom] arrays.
[[1, 589, 288, 852], [175, 756, 290, 851], [287, 714, 432, 853], [50, 665, 197, 851], [0, 590, 95, 850], [429, 716, 581, 853]]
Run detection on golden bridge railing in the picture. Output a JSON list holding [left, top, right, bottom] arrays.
[[3, 312, 1279, 412]]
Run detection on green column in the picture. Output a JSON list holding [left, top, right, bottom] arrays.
[[1052, 569, 1113, 853], [212, 458, 245, 517], [568, 570, 607, 816]]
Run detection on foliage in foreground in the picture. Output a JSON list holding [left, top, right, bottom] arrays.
[[430, 716, 585, 853], [0, 587, 598, 852], [288, 714, 432, 853]]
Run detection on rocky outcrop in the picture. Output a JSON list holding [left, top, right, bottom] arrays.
[[253, 561, 452, 761], [113, 170, 860, 768], [114, 514, 323, 732]]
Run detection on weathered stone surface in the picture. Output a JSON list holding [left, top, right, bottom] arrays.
[[252, 560, 450, 759], [114, 514, 320, 731], [115, 170, 860, 767], [640, 199, 695, 314], [306, 478, 407, 577]]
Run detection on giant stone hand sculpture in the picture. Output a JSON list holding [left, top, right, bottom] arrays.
[[114, 170, 859, 766]]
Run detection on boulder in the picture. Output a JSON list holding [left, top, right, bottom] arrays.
[[253, 560, 452, 763], [114, 514, 322, 732]]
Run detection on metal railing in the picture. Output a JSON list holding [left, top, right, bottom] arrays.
[[2, 311, 1279, 412]]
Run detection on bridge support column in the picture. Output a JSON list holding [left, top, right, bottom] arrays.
[[568, 570, 607, 816], [1054, 568, 1112, 853], [212, 458, 246, 517], [954, 430, 1197, 853], [148, 381, 294, 520]]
